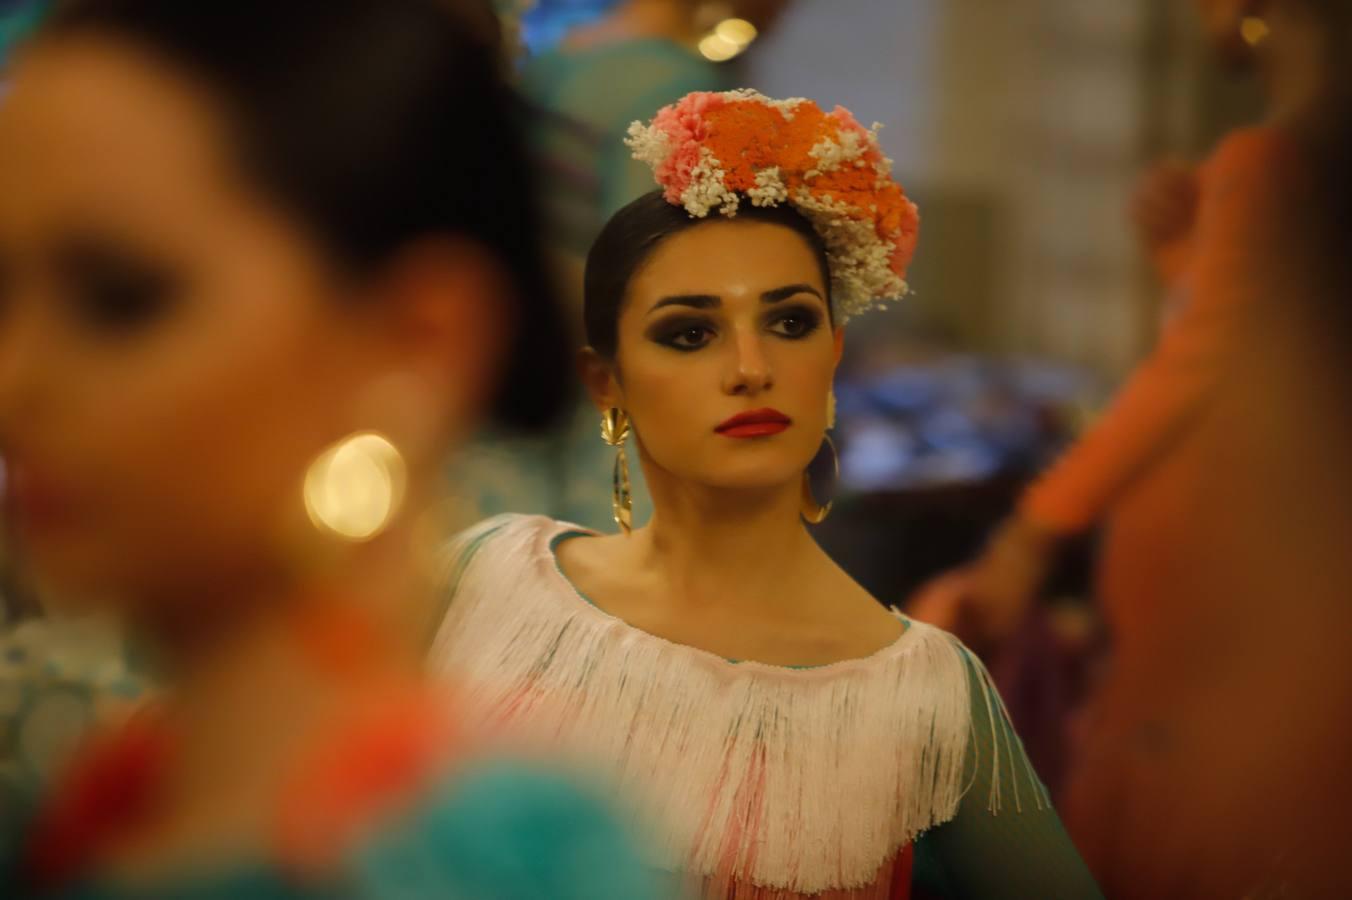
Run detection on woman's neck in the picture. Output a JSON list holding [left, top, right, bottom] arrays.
[[629, 460, 826, 617]]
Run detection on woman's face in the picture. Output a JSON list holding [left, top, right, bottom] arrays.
[[601, 219, 840, 494], [0, 39, 488, 609]]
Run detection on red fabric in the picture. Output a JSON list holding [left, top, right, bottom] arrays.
[[21, 710, 171, 891], [21, 686, 462, 890], [889, 843, 915, 899], [273, 686, 461, 873]]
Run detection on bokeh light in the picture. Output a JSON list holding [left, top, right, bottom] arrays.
[[303, 433, 407, 542]]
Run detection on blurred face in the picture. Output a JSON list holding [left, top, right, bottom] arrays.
[[600, 220, 839, 493], [0, 38, 489, 610]]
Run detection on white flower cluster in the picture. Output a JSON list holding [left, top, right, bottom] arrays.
[[681, 147, 740, 218], [792, 189, 908, 319], [747, 167, 789, 207], [625, 91, 914, 321]]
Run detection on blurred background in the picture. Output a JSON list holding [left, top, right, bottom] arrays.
[[0, 0, 1270, 778], [482, 0, 1263, 596], [3, 1, 1349, 896]]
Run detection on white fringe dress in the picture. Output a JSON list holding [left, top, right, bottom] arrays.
[[428, 515, 1102, 900]]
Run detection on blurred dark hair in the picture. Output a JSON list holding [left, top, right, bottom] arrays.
[[36, 0, 570, 432], [584, 190, 832, 360]]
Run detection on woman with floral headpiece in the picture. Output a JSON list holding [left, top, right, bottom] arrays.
[[430, 90, 1102, 900]]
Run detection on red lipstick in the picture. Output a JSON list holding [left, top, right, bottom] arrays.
[[715, 408, 792, 439]]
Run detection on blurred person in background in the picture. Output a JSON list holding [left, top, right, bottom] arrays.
[[1063, 44, 1352, 898], [432, 89, 1102, 900], [1077, 7, 1352, 895], [1155, 81, 1352, 900], [0, 1, 661, 897], [450, 0, 792, 533], [914, 0, 1349, 893], [1111, 110, 1352, 900]]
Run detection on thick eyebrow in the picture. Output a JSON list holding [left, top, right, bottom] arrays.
[[649, 294, 720, 314], [761, 284, 824, 304]]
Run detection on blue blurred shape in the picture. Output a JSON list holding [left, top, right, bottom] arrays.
[[1, 0, 46, 67], [521, 0, 622, 53]]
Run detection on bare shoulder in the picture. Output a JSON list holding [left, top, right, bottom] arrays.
[[552, 530, 629, 589]]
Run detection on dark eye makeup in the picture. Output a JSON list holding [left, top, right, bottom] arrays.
[[54, 234, 185, 335], [648, 315, 716, 352], [766, 303, 824, 339], [645, 301, 825, 353]]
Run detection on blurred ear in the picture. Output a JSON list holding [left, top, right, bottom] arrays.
[[832, 326, 845, 368], [577, 346, 622, 413], [368, 238, 511, 451]]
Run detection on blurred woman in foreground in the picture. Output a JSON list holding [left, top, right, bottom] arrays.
[[0, 1, 656, 896]]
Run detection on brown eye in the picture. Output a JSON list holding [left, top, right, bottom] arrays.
[[767, 305, 822, 340], [650, 318, 717, 352]]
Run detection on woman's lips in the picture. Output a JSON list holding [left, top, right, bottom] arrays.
[[715, 408, 792, 439]]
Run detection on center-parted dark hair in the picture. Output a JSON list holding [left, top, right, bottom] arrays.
[[36, 0, 570, 431], [584, 190, 833, 360]]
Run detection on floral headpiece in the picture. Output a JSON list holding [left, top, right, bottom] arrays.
[[626, 89, 919, 321]]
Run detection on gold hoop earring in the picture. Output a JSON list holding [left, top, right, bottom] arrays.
[[600, 408, 633, 535], [801, 435, 839, 525]]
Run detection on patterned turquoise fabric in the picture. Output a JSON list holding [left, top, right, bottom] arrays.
[[0, 617, 144, 843]]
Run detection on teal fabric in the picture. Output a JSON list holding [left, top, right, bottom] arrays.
[[7, 760, 666, 899], [0, 1, 49, 68], [912, 652, 1104, 900], [519, 37, 730, 255]]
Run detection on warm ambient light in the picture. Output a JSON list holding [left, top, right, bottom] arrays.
[[1240, 16, 1270, 48], [715, 18, 758, 46], [303, 432, 406, 542], [699, 18, 759, 62]]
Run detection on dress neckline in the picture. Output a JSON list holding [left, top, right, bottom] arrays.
[[541, 519, 916, 675]]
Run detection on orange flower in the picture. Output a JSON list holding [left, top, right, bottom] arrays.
[[627, 90, 920, 318]]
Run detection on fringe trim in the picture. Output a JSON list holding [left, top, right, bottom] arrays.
[[429, 515, 1033, 893]]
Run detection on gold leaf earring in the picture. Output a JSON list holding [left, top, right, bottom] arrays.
[[600, 408, 633, 535], [804, 390, 840, 524]]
